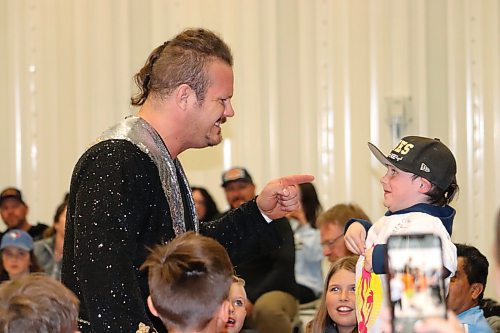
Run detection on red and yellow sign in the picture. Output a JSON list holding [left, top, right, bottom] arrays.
[[356, 264, 383, 333]]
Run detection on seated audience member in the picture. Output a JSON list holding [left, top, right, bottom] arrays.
[[191, 186, 220, 222], [221, 276, 248, 333], [447, 243, 493, 333], [316, 203, 370, 263], [0, 229, 43, 282], [34, 195, 68, 280], [287, 182, 324, 303], [306, 255, 359, 333], [141, 231, 233, 333], [220, 166, 298, 333], [479, 298, 500, 333], [0, 187, 48, 241], [0, 273, 79, 333]]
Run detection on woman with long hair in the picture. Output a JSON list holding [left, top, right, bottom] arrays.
[[191, 186, 220, 222], [287, 182, 324, 303], [307, 255, 359, 333]]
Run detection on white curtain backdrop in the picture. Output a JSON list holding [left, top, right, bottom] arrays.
[[0, 0, 499, 296]]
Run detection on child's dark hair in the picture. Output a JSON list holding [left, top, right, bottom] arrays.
[[427, 176, 459, 206], [413, 175, 459, 206]]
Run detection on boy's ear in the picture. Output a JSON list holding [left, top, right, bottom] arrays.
[[418, 178, 432, 193], [147, 295, 159, 317]]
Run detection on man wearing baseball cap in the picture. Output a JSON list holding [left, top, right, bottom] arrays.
[[0, 187, 48, 241], [221, 167, 256, 210], [343, 136, 459, 333], [220, 167, 299, 333]]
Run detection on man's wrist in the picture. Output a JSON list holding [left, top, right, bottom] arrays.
[[258, 208, 272, 223]]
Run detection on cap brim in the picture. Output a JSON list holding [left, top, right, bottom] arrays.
[[368, 142, 391, 166], [221, 179, 251, 187], [0, 196, 24, 205], [0, 244, 32, 252]]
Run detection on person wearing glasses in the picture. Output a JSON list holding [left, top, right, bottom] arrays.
[[316, 203, 371, 263]]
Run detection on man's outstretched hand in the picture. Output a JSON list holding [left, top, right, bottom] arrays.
[[256, 174, 314, 220]]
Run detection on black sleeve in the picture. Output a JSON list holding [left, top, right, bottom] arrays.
[[200, 199, 282, 266]]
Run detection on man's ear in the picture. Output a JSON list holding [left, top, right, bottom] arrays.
[[174, 84, 194, 110], [470, 282, 484, 300], [147, 295, 159, 317]]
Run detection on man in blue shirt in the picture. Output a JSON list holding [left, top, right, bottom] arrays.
[[447, 243, 493, 333]]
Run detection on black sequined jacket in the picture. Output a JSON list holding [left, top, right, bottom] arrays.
[[62, 140, 281, 333]]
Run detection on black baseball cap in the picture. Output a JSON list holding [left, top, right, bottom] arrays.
[[368, 136, 457, 190], [221, 167, 253, 187], [0, 187, 25, 206]]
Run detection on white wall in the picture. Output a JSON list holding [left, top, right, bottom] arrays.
[[0, 0, 499, 296]]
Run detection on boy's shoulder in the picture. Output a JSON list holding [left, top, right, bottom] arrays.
[[376, 211, 440, 227], [383, 203, 455, 234], [371, 211, 448, 241]]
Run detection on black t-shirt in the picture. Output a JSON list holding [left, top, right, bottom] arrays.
[[0, 222, 48, 242]]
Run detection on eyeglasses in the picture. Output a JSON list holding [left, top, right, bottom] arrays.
[[320, 233, 344, 249]]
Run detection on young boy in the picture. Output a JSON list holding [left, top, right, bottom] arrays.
[[222, 276, 248, 333], [0, 273, 80, 333], [140, 231, 233, 333], [345, 136, 458, 333]]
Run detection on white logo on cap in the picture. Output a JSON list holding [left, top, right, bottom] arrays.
[[388, 153, 403, 161], [420, 163, 430, 172]]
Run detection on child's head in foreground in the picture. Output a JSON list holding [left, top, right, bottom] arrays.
[[142, 231, 233, 332], [0, 273, 80, 333], [368, 136, 459, 212]]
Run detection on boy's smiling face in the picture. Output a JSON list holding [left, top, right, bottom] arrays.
[[380, 164, 429, 212]]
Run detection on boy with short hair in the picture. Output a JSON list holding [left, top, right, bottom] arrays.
[[140, 231, 233, 333], [345, 136, 459, 333], [222, 276, 248, 333], [0, 273, 80, 333]]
